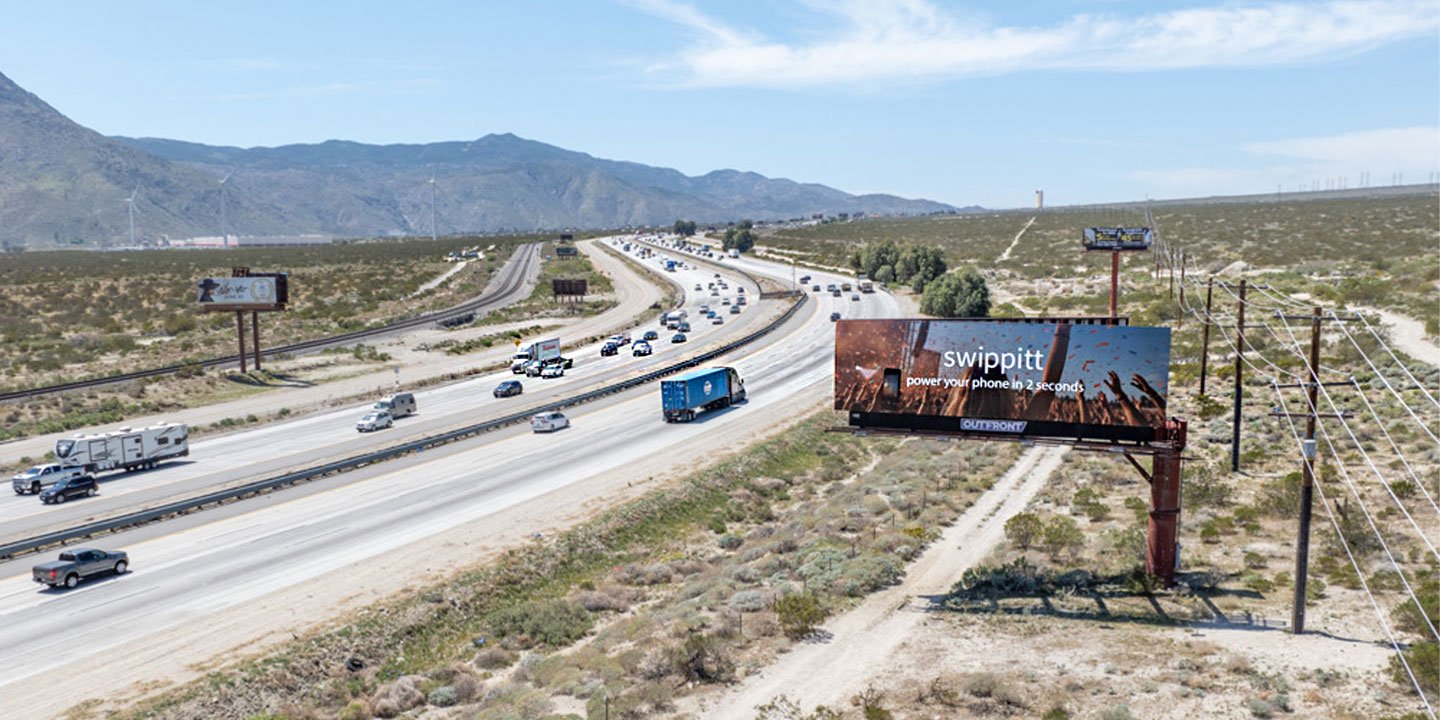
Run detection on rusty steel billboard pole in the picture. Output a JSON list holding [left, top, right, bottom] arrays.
[[1146, 418, 1186, 585], [1109, 249, 1120, 320], [252, 311, 262, 371], [235, 312, 248, 373]]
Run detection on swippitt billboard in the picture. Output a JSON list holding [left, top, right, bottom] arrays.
[[835, 319, 1171, 442]]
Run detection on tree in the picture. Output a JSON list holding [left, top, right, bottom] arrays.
[[1042, 516, 1084, 560], [776, 592, 827, 639], [1004, 512, 1044, 551], [722, 226, 755, 252], [673, 220, 697, 237], [919, 267, 990, 317]]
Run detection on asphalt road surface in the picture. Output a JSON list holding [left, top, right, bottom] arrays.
[[0, 239, 894, 719]]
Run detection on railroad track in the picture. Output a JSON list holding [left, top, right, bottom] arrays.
[[0, 243, 541, 403]]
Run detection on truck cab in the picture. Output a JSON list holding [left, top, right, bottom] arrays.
[[12, 464, 87, 496]]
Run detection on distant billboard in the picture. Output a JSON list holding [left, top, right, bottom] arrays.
[[552, 278, 588, 296], [1083, 227, 1152, 251], [196, 275, 288, 311], [835, 319, 1171, 442]]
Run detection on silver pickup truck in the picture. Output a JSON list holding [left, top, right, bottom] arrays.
[[12, 463, 87, 495], [33, 548, 129, 589]]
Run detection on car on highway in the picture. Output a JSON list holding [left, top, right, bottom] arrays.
[[530, 411, 570, 433], [699, 304, 710, 313], [493, 380, 523, 398], [736, 286, 744, 294], [830, 312, 842, 322], [356, 411, 393, 433], [694, 283, 702, 291], [600, 342, 619, 357], [540, 363, 565, 379], [671, 333, 688, 343], [608, 333, 631, 346], [736, 296, 746, 305], [40, 474, 99, 504], [12, 463, 87, 496], [799, 275, 811, 284], [812, 284, 821, 292], [831, 289, 842, 297], [722, 298, 731, 305], [710, 290, 719, 297], [711, 316, 724, 325], [678, 321, 691, 332], [632, 341, 653, 357], [642, 330, 659, 341], [729, 305, 741, 314], [851, 294, 860, 301], [826, 283, 837, 292], [33, 548, 128, 589]]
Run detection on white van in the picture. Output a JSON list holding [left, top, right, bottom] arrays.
[[373, 392, 416, 419], [530, 411, 569, 433]]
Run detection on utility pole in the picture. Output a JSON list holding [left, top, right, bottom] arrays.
[[1199, 278, 1214, 395], [1267, 307, 1355, 633], [1231, 279, 1247, 473], [1292, 307, 1321, 632], [1177, 252, 1186, 327]]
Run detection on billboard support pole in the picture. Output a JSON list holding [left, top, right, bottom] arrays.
[[1146, 418, 1186, 586], [1292, 306, 1323, 634], [1230, 279, 1248, 472], [1109, 249, 1120, 321], [1199, 278, 1214, 396], [252, 311, 262, 372], [235, 311, 248, 373]]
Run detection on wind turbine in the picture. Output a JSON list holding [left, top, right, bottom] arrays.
[[124, 184, 140, 247], [219, 171, 234, 248]]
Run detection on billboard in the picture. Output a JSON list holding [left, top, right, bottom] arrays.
[[835, 319, 1171, 442], [1083, 227, 1153, 251], [196, 275, 288, 311], [552, 278, 588, 296]]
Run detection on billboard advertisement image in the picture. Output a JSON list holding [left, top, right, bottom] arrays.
[[196, 276, 288, 310], [835, 319, 1171, 442], [1083, 227, 1153, 251]]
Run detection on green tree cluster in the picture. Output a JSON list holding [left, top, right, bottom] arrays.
[[722, 220, 755, 253], [673, 219, 698, 237], [847, 240, 947, 292], [919, 267, 990, 318]]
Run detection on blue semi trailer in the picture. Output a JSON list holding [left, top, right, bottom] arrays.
[[661, 367, 746, 422]]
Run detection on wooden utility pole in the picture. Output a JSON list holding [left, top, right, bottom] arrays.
[[1292, 307, 1322, 633], [1199, 278, 1214, 395], [1109, 250, 1120, 320], [1177, 252, 1186, 327], [1230, 279, 1248, 472], [252, 311, 262, 371]]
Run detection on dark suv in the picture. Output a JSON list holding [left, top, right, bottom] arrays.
[[494, 380, 523, 398], [40, 474, 98, 504], [600, 343, 619, 357]]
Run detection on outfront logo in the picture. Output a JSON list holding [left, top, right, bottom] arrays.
[[960, 418, 1027, 434]]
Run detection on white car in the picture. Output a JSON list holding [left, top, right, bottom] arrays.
[[540, 364, 565, 379], [632, 341, 653, 357], [531, 411, 570, 433], [356, 411, 393, 432]]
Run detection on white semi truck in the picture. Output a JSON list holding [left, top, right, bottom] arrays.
[[510, 338, 572, 374], [54, 422, 190, 474]]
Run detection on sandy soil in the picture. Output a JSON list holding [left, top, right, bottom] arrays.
[[1353, 306, 1440, 370]]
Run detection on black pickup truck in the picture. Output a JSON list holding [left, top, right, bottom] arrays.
[[33, 548, 128, 589]]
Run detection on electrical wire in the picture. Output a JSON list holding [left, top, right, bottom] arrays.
[[1341, 313, 1440, 412], [1271, 382, 1436, 718]]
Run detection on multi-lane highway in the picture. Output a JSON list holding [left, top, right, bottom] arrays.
[[0, 237, 895, 719]]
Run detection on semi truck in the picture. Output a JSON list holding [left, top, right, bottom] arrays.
[[54, 422, 190, 474], [511, 338, 571, 373], [660, 367, 746, 422]]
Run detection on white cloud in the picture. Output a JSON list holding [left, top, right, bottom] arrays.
[[632, 0, 1438, 87], [1244, 127, 1439, 168]]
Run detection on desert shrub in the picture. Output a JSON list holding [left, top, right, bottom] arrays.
[[851, 685, 893, 720], [663, 634, 735, 683], [427, 685, 457, 707], [776, 592, 827, 639], [473, 647, 516, 669], [1042, 516, 1084, 560], [1095, 705, 1135, 720], [833, 554, 903, 596], [1243, 551, 1268, 569], [1184, 470, 1233, 509], [577, 588, 631, 613], [488, 599, 593, 648], [1005, 512, 1044, 550], [729, 590, 767, 613], [1245, 697, 1277, 718], [718, 533, 744, 550], [1391, 578, 1439, 636], [1257, 472, 1303, 517]]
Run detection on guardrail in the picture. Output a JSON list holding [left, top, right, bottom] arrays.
[[0, 244, 540, 402], [0, 290, 810, 559]]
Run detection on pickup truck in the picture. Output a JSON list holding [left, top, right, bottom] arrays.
[[11, 464, 88, 496], [33, 548, 128, 589]]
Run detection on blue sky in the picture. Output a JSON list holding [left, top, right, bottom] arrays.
[[1, 1, 1436, 208]]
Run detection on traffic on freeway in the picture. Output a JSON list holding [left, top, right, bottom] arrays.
[[0, 235, 894, 718]]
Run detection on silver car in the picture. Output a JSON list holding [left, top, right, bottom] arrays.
[[356, 411, 393, 432]]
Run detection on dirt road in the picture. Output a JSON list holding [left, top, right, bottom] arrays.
[[691, 446, 1070, 718]]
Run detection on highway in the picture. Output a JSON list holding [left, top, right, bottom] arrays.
[[0, 239, 895, 719], [0, 238, 770, 545]]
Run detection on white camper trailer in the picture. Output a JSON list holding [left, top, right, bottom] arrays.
[[54, 422, 190, 474]]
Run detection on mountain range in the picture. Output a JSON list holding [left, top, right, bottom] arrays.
[[0, 71, 960, 248]]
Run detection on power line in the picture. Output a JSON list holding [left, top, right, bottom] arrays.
[[1348, 313, 1440, 411]]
